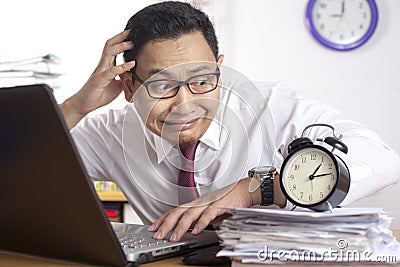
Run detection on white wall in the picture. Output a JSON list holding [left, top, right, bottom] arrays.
[[0, 0, 151, 103], [1, 0, 399, 227], [212, 0, 400, 228]]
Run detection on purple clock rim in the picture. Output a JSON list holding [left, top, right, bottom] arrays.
[[305, 0, 379, 51]]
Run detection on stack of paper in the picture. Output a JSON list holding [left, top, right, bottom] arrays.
[[0, 54, 63, 88], [217, 207, 400, 265]]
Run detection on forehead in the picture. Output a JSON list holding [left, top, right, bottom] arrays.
[[136, 31, 216, 76]]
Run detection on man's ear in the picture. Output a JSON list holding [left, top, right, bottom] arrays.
[[217, 54, 225, 65], [119, 72, 135, 102]]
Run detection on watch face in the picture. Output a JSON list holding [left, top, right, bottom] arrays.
[[306, 0, 378, 51], [281, 146, 338, 207], [249, 166, 275, 175]]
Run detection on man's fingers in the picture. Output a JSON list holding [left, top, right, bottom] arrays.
[[98, 30, 133, 70], [148, 210, 170, 232], [103, 61, 135, 81], [192, 206, 225, 235], [152, 208, 188, 240], [104, 41, 134, 65], [97, 41, 133, 70], [105, 29, 131, 48], [104, 40, 133, 57], [169, 207, 205, 242]]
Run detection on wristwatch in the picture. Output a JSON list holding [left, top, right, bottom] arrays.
[[248, 166, 276, 206]]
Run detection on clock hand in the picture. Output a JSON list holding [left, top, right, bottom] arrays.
[[331, 1, 345, 18], [314, 173, 333, 178], [309, 163, 322, 180]]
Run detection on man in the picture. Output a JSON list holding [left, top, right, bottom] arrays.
[[60, 1, 400, 242]]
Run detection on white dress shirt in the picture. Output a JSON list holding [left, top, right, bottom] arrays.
[[71, 79, 400, 225]]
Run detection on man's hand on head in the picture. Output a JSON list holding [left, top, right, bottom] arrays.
[[148, 178, 256, 242], [60, 30, 135, 129]]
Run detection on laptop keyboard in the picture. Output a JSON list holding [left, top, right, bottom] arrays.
[[117, 232, 169, 249]]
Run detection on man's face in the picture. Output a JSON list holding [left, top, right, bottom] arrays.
[[126, 31, 224, 147]]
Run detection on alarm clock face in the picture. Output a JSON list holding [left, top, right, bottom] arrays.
[[281, 146, 338, 207], [306, 0, 378, 50]]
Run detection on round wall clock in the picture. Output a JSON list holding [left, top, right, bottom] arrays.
[[306, 0, 379, 51]]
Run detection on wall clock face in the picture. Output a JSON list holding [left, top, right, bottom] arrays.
[[306, 0, 379, 51]]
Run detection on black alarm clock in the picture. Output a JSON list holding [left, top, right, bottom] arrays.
[[280, 124, 350, 212]]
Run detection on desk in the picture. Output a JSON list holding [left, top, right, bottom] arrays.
[[1, 230, 399, 267]]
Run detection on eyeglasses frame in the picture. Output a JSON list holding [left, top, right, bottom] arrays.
[[132, 71, 221, 99]]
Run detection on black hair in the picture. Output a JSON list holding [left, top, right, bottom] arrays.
[[123, 1, 219, 69]]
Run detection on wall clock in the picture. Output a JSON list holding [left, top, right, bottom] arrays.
[[306, 0, 379, 51]]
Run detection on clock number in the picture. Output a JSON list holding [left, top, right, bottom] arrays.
[[359, 2, 364, 9], [294, 164, 300, 171], [360, 24, 364, 30], [309, 195, 313, 201], [328, 163, 333, 169], [292, 184, 297, 190], [289, 174, 295, 180], [363, 12, 367, 19], [301, 157, 307, 164], [319, 2, 327, 9], [320, 192, 324, 199], [310, 153, 317, 160], [328, 184, 331, 190], [330, 174, 334, 180], [319, 24, 325, 31], [300, 192, 304, 198]]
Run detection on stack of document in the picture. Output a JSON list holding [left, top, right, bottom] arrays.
[[0, 54, 63, 88], [217, 207, 400, 265]]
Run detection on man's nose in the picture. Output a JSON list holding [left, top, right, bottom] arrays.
[[169, 84, 194, 113]]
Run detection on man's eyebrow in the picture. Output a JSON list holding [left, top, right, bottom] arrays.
[[146, 64, 217, 79]]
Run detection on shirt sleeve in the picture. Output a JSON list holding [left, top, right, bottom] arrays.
[[70, 113, 117, 182], [267, 82, 400, 205]]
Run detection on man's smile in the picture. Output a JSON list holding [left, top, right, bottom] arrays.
[[160, 117, 202, 132]]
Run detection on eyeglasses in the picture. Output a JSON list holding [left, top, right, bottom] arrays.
[[132, 71, 220, 99]]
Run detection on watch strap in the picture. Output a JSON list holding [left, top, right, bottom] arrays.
[[260, 169, 274, 206], [248, 166, 275, 206]]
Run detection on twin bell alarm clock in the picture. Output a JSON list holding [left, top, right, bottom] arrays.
[[279, 124, 350, 212]]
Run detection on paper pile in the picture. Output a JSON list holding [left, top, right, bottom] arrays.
[[0, 54, 63, 88], [217, 207, 400, 265]]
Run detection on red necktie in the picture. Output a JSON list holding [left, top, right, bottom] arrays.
[[178, 141, 200, 204]]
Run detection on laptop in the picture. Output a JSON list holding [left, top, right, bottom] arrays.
[[0, 84, 219, 266]]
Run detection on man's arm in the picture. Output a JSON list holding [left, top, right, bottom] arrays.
[[59, 95, 87, 130], [59, 30, 135, 130]]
